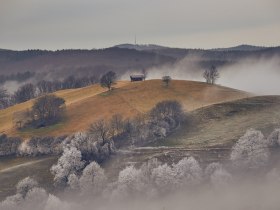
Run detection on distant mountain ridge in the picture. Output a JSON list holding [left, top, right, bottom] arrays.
[[211, 44, 267, 52], [114, 43, 271, 52]]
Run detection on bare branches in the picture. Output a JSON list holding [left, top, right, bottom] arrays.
[[203, 65, 219, 85]]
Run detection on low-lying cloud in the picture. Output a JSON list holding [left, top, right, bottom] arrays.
[[140, 55, 280, 95], [219, 56, 280, 95]]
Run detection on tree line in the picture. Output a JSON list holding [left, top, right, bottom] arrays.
[[0, 75, 97, 109]]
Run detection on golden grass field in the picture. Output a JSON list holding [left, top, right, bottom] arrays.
[[0, 80, 250, 138]]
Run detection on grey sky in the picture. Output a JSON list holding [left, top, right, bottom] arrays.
[[0, 0, 279, 50]]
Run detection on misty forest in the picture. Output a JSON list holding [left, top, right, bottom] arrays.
[[1, 0, 280, 210]]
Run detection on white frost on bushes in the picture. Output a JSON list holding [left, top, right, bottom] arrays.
[[112, 165, 143, 198], [173, 156, 202, 186], [51, 146, 84, 187], [112, 156, 203, 199], [230, 129, 270, 169], [16, 177, 38, 197], [79, 162, 107, 195], [151, 164, 176, 193], [0, 177, 65, 210], [267, 128, 280, 147], [63, 132, 115, 162]]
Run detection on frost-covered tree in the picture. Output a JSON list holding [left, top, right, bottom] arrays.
[[79, 161, 107, 195], [67, 174, 80, 191], [112, 165, 143, 198], [267, 128, 280, 147], [51, 146, 84, 188], [16, 177, 38, 198], [64, 132, 115, 163], [18, 136, 64, 156], [1, 177, 39, 209], [172, 156, 202, 186], [0, 177, 65, 210], [230, 129, 270, 169], [151, 164, 176, 193], [23, 187, 49, 209]]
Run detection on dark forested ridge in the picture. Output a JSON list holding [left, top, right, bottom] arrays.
[[0, 45, 279, 78]]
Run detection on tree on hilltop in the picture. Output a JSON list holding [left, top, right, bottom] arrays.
[[203, 65, 219, 84], [100, 71, 116, 91]]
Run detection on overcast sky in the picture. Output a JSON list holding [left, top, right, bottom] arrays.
[[0, 0, 279, 50]]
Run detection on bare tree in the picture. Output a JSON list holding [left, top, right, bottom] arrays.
[[203, 65, 219, 84], [37, 80, 54, 95], [13, 83, 36, 103], [89, 120, 110, 144], [100, 71, 116, 91], [109, 114, 124, 138], [0, 87, 9, 109], [162, 76, 171, 87], [141, 68, 148, 81]]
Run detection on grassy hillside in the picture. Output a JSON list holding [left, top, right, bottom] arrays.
[[161, 96, 280, 148], [0, 80, 250, 138]]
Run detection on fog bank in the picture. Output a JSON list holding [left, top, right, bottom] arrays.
[[141, 55, 280, 95]]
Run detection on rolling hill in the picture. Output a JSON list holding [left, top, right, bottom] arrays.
[[161, 95, 280, 148], [0, 80, 250, 138]]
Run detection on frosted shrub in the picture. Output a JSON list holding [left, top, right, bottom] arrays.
[[51, 146, 84, 188], [79, 162, 107, 195], [173, 156, 203, 187], [230, 129, 269, 169], [267, 129, 280, 147]]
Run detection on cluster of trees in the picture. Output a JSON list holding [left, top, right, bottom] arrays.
[[18, 136, 65, 156], [87, 100, 185, 148], [0, 134, 65, 157], [0, 75, 97, 109], [0, 156, 235, 209], [0, 100, 185, 158], [51, 132, 116, 188], [3, 127, 280, 209], [0, 134, 22, 156], [0, 177, 62, 210], [46, 127, 280, 198], [13, 95, 66, 129], [51, 149, 231, 200], [29, 95, 66, 128]]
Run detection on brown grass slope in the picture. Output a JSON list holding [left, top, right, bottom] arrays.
[[0, 80, 249, 138]]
